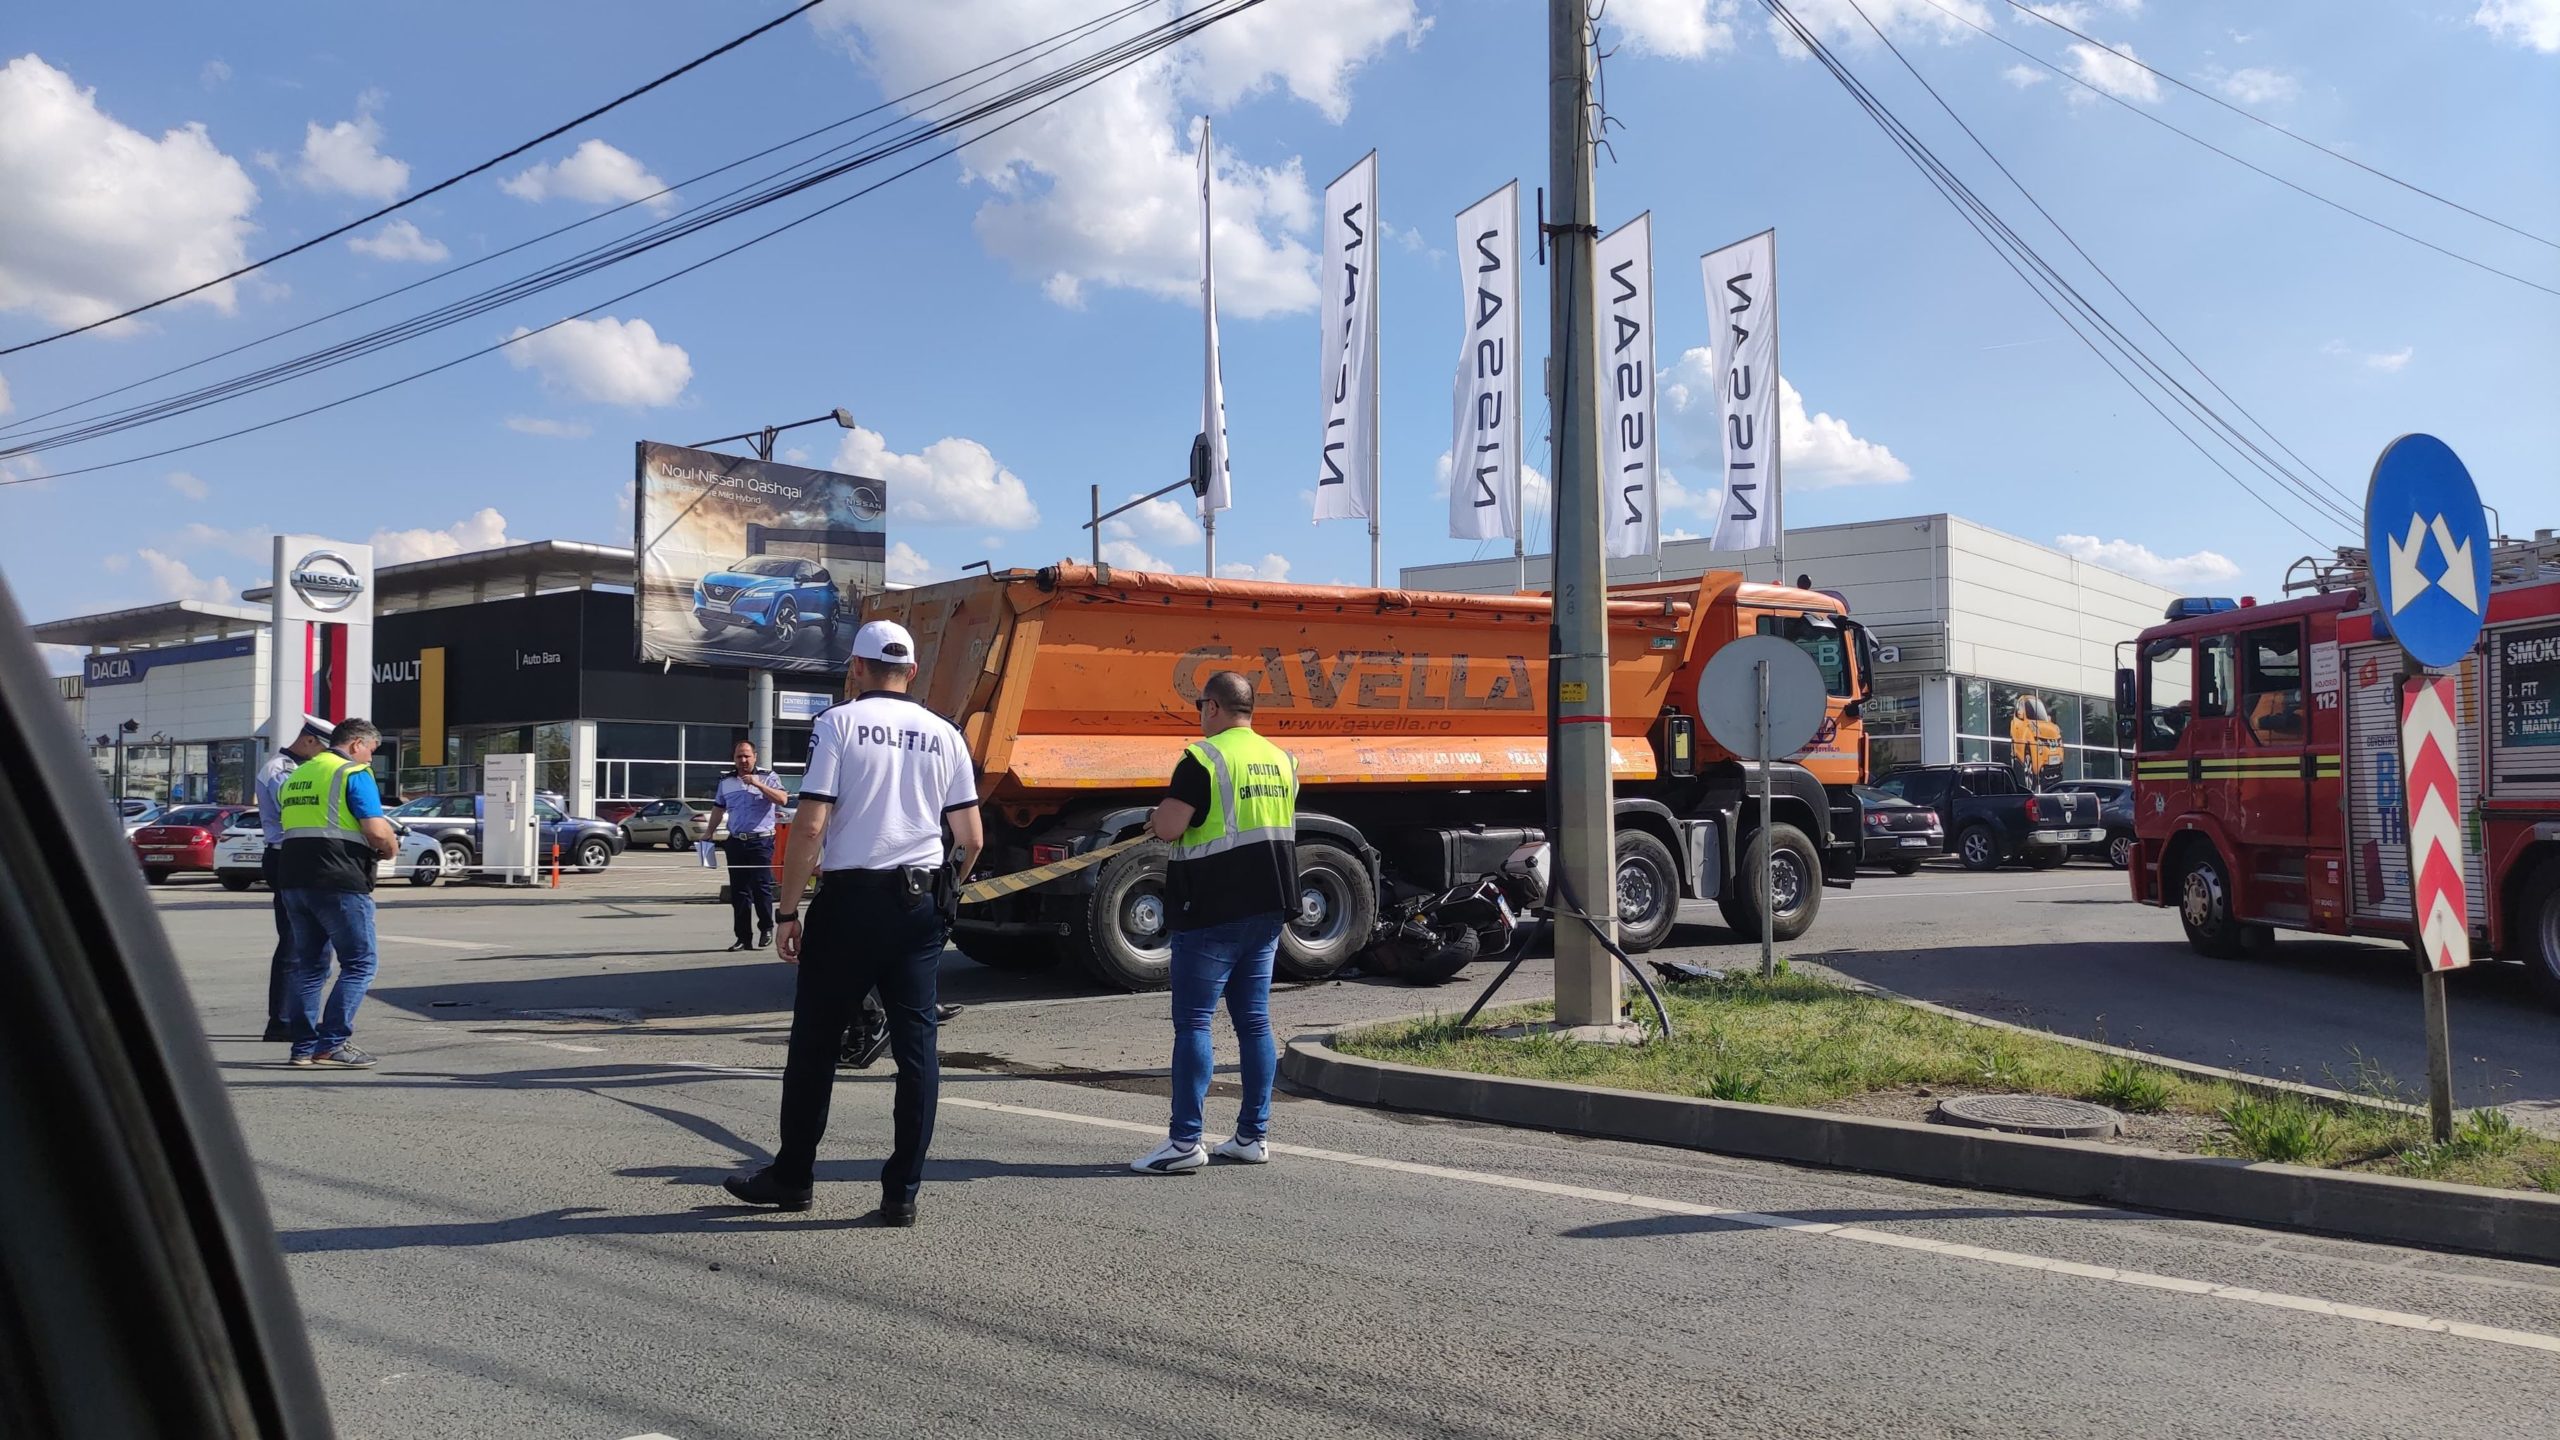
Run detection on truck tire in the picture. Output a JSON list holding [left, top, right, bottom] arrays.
[[1613, 830, 1681, 954], [1277, 841, 1374, 982], [1074, 843, 1174, 991], [1955, 824, 2003, 872], [956, 932, 1063, 974], [2175, 842, 2273, 959], [1716, 822, 1821, 943], [2519, 860, 2560, 1011]]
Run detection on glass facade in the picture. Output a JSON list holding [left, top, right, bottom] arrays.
[[90, 738, 257, 805], [1865, 675, 1923, 778], [1953, 674, 2126, 780]]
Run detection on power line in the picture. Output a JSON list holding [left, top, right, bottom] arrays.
[[1910, 0, 2560, 300], [0, 0, 831, 357], [0, 0, 1270, 486], [1988, 0, 2560, 254]]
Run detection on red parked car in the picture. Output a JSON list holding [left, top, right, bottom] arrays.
[[591, 796, 654, 824], [131, 805, 253, 884]]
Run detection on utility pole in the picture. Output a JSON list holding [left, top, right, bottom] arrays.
[[1547, 0, 1619, 1030]]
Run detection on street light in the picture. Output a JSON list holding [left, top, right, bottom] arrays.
[[689, 408, 860, 463]]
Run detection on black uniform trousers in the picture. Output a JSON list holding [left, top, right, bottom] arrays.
[[261, 848, 314, 1042], [773, 870, 945, 1203], [724, 833, 777, 943]]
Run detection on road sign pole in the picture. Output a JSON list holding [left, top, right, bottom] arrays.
[[2422, 967, 2456, 1143], [1758, 657, 1775, 979]]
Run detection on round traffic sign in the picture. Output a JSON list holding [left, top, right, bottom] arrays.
[[2364, 433, 2491, 670], [1697, 636, 1829, 761]]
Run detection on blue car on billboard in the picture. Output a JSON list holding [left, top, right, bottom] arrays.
[[692, 556, 842, 643]]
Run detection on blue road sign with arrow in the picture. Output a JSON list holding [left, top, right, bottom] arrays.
[[2364, 433, 2491, 670]]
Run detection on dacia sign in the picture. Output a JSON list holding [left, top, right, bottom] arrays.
[[83, 635, 258, 687]]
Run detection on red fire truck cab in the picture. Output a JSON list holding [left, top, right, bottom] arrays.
[[2122, 548, 2560, 1009]]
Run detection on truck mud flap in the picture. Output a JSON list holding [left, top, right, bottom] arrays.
[[1679, 820, 1720, 901]]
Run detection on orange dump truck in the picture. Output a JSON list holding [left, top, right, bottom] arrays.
[[866, 563, 1875, 990]]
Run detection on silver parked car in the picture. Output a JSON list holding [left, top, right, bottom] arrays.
[[620, 797, 715, 850]]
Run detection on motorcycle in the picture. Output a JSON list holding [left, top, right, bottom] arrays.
[[1365, 840, 1552, 986]]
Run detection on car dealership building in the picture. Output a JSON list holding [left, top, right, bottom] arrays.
[[40, 541, 844, 812]]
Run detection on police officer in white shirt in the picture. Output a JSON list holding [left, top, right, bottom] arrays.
[[725, 621, 981, 1225]]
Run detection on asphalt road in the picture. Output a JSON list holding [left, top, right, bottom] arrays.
[[156, 853, 2560, 1438]]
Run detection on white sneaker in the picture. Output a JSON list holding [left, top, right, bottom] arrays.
[[1210, 1136, 1269, 1165], [1131, 1139, 1208, 1175]]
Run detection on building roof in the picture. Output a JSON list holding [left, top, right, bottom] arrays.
[[27, 599, 271, 649], [242, 538, 635, 613]]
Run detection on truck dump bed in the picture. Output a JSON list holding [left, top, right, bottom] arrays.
[[866, 563, 1729, 811]]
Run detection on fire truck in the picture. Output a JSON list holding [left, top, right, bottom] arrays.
[[2120, 534, 2560, 1008]]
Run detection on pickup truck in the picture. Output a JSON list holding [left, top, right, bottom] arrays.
[[1873, 764, 2102, 872]]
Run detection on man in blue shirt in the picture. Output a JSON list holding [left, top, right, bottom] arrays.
[[256, 712, 334, 1044], [275, 718, 398, 1069], [708, 739, 789, 951]]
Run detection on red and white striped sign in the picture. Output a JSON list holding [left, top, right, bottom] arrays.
[[2399, 675, 2471, 972]]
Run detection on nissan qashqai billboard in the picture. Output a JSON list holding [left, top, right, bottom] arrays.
[[633, 441, 887, 674]]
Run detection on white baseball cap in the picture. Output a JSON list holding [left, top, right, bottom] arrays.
[[851, 619, 917, 663], [257, 711, 335, 742]]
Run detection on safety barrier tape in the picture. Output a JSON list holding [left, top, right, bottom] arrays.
[[958, 835, 1148, 905]]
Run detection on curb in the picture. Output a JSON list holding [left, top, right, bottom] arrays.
[[1282, 1036, 2560, 1265]]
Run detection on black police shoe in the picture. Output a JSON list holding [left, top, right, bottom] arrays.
[[722, 1166, 813, 1212], [871, 1200, 917, 1228], [261, 1021, 291, 1043]]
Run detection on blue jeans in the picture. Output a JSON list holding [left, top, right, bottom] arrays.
[[282, 888, 380, 1059], [1167, 913, 1284, 1148]]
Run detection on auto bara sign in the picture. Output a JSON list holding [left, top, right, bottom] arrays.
[[2363, 433, 2491, 671], [632, 441, 887, 676]]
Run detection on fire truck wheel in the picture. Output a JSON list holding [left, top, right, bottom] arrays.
[[1717, 822, 1820, 943], [2175, 843, 2259, 959], [1075, 844, 1174, 991], [2521, 861, 2560, 1009], [1613, 830, 1681, 954], [1955, 824, 2004, 872], [1277, 842, 1374, 982]]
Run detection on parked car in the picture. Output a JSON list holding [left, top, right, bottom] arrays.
[[592, 796, 654, 825], [2045, 779, 2135, 869], [388, 791, 626, 877], [212, 813, 449, 889], [121, 802, 166, 836], [692, 555, 843, 643], [1873, 764, 2102, 872], [620, 797, 714, 850], [132, 805, 253, 883], [1852, 784, 1943, 874]]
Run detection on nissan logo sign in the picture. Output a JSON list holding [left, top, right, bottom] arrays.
[[289, 549, 365, 613], [851, 485, 885, 523]]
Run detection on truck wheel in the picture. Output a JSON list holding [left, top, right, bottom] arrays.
[[2519, 861, 2560, 1010], [1074, 843, 1173, 991], [1613, 830, 1680, 954], [2107, 832, 2134, 871], [2175, 843, 2271, 959], [1715, 822, 1821, 943], [956, 932, 1063, 973], [1955, 824, 2003, 872], [1277, 841, 1374, 982], [217, 874, 255, 892]]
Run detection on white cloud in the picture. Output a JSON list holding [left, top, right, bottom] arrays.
[[1660, 348, 1910, 489], [0, 370, 10, 416], [1430, 451, 1552, 514], [296, 95, 408, 200], [816, 1, 1426, 317], [1217, 553, 1292, 582], [368, 507, 513, 565], [38, 641, 86, 676], [498, 139, 675, 213], [2473, 1, 2560, 53], [1104, 492, 1202, 547], [2324, 340, 2413, 373], [2063, 40, 2160, 104], [165, 471, 208, 500], [2216, 66, 2298, 105], [199, 59, 231, 91], [347, 217, 447, 263], [1664, 527, 1702, 542], [505, 415, 592, 439], [1773, 0, 1992, 48], [1612, 0, 1738, 58], [174, 521, 267, 558], [2053, 534, 2240, 588], [2003, 64, 2049, 87], [886, 540, 939, 585], [0, 55, 261, 327], [504, 315, 691, 406], [1100, 537, 1176, 571], [832, 425, 1039, 529], [135, 547, 237, 603]]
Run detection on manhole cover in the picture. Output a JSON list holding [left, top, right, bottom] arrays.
[[1934, 1094, 2121, 1138]]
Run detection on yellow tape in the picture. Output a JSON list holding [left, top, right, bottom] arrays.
[[958, 834, 1150, 905]]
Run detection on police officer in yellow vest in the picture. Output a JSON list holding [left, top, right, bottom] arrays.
[[1132, 670, 1299, 1174], [275, 717, 399, 1069]]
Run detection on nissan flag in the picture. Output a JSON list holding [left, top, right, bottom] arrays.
[[1449, 181, 1520, 542], [1598, 213, 1658, 559], [1702, 229, 1779, 553], [1200, 119, 1232, 515], [1313, 151, 1379, 524]]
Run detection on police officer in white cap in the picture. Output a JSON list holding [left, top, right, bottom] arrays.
[[256, 712, 337, 1044], [725, 620, 981, 1224]]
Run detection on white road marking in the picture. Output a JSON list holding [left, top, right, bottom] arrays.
[[526, 1040, 605, 1054], [1833, 881, 2121, 901], [376, 933, 496, 950]]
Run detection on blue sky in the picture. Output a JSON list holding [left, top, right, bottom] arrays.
[[3, 0, 2555, 658]]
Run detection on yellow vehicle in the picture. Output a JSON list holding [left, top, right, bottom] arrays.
[[2009, 695, 2064, 788]]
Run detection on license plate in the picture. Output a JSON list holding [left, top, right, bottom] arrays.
[[144, 847, 178, 855], [1899, 837, 1930, 847], [2043, 828, 2102, 844]]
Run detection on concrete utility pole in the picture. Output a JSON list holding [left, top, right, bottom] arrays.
[[1547, 0, 1620, 1029]]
